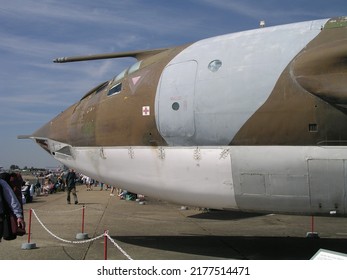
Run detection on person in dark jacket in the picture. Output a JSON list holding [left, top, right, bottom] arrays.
[[65, 169, 78, 205], [0, 179, 25, 242], [0, 172, 23, 207]]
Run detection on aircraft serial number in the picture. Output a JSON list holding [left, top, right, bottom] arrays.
[[190, 266, 250, 276]]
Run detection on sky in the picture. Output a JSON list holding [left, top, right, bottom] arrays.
[[0, 0, 346, 169]]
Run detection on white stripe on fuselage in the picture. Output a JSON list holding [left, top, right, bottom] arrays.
[[49, 142, 347, 215]]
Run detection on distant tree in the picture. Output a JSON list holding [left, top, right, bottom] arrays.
[[10, 164, 19, 170]]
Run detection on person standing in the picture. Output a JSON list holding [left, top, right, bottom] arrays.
[[66, 169, 78, 205], [109, 185, 116, 196], [0, 179, 25, 242], [85, 176, 92, 191]]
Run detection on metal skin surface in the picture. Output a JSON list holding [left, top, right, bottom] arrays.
[[24, 17, 347, 216], [233, 19, 347, 145]]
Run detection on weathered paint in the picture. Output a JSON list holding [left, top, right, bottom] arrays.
[[33, 46, 189, 147], [233, 18, 347, 145], [156, 19, 330, 145], [33, 18, 347, 148], [27, 17, 347, 217]]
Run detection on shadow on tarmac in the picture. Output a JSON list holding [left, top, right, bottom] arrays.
[[113, 235, 347, 260], [188, 210, 265, 220]]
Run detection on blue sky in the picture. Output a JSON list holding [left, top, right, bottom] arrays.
[[0, 0, 346, 169]]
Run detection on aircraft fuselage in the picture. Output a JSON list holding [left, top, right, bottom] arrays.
[[28, 17, 347, 216]]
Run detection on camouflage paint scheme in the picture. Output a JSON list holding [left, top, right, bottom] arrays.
[[233, 19, 347, 145], [24, 17, 347, 216], [33, 17, 347, 147]]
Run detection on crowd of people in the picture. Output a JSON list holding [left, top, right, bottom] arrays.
[[0, 165, 148, 244], [28, 169, 141, 203], [1, 169, 142, 203], [0, 168, 144, 242], [80, 174, 135, 199], [2, 168, 142, 205]]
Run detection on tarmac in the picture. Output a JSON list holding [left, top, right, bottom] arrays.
[[1, 184, 347, 260]]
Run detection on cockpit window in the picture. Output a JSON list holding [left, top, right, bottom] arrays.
[[80, 81, 109, 100], [95, 81, 109, 94], [113, 61, 142, 83], [128, 61, 142, 74], [114, 68, 128, 82], [107, 83, 122, 96]]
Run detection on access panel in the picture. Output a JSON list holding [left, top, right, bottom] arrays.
[[308, 159, 346, 215], [157, 60, 197, 144]]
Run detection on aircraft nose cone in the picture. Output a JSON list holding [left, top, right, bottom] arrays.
[[30, 105, 72, 147], [293, 38, 347, 107]]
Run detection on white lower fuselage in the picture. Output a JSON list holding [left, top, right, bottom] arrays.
[[50, 142, 347, 216]]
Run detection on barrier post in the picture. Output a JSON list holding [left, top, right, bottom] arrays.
[[311, 215, 314, 233], [21, 208, 37, 249], [81, 205, 85, 233], [104, 230, 108, 260], [27, 208, 32, 244], [76, 204, 89, 240], [306, 215, 319, 238]]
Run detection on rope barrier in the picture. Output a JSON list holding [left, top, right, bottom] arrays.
[[33, 205, 105, 213], [105, 232, 133, 260], [29, 208, 133, 260], [32, 209, 103, 244], [32, 206, 85, 214]]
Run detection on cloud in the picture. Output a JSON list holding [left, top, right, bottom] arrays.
[[0, 32, 97, 59], [197, 0, 271, 18], [1, 0, 203, 41], [195, 0, 340, 23], [1, 0, 130, 25]]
